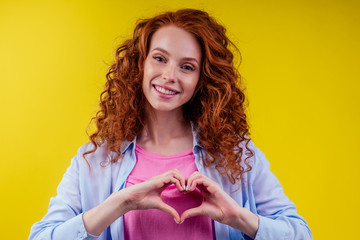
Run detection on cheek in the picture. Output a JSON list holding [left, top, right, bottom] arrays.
[[143, 63, 153, 85], [188, 75, 200, 93]]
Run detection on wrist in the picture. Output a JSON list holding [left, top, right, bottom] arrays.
[[83, 191, 130, 236], [110, 188, 133, 215], [231, 207, 259, 239]]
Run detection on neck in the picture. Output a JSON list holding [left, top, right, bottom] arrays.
[[138, 106, 191, 146]]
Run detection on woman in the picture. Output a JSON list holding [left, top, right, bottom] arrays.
[[29, 9, 312, 240]]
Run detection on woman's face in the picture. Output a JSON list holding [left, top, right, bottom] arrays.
[[142, 25, 202, 113]]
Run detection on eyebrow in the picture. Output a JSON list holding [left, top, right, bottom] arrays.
[[151, 47, 200, 65]]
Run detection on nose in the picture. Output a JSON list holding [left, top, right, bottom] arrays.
[[162, 63, 176, 82]]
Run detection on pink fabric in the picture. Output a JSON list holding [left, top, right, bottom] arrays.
[[124, 145, 215, 240]]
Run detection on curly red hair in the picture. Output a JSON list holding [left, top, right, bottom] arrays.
[[84, 9, 253, 184]]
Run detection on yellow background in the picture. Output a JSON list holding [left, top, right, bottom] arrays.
[[1, 0, 359, 239]]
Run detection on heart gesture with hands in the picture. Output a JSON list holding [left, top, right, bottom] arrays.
[[182, 171, 259, 238], [124, 169, 259, 239], [124, 168, 186, 223], [182, 171, 244, 224]]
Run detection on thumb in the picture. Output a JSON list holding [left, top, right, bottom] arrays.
[[156, 201, 181, 223], [180, 206, 203, 222]]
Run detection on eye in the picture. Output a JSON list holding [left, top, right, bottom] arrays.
[[153, 56, 166, 63], [181, 64, 195, 71]]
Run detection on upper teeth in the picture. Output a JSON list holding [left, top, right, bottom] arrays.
[[155, 86, 177, 95]]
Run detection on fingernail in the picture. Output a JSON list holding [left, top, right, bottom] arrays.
[[174, 218, 180, 224], [183, 185, 186, 191]]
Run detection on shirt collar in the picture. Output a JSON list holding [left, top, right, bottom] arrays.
[[190, 121, 203, 152], [120, 137, 136, 155], [120, 121, 203, 154]]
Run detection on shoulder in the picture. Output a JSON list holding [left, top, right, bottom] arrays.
[[236, 138, 272, 181], [77, 142, 109, 159], [236, 137, 259, 166], [72, 142, 116, 171]]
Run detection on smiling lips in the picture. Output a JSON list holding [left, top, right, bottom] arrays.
[[153, 84, 180, 97]]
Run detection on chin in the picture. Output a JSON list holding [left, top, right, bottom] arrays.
[[148, 102, 182, 113], [155, 106, 179, 112]]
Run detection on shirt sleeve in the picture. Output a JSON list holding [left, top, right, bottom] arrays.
[[251, 147, 312, 240], [28, 148, 100, 240]]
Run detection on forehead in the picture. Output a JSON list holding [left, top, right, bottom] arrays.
[[148, 25, 202, 61]]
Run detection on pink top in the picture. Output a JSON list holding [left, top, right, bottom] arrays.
[[124, 145, 215, 240]]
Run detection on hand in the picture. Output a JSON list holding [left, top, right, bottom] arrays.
[[181, 171, 259, 238], [123, 168, 186, 223], [83, 169, 185, 236]]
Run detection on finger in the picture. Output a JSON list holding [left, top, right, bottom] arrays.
[[186, 171, 201, 182], [156, 201, 181, 222], [167, 176, 186, 193], [156, 175, 185, 195], [188, 179, 204, 192], [173, 177, 185, 192], [161, 169, 186, 191], [185, 171, 202, 191], [168, 169, 186, 191], [180, 206, 204, 222], [187, 175, 211, 192]]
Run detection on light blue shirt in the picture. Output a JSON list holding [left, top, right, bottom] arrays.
[[29, 129, 312, 240]]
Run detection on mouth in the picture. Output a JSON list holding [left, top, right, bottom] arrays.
[[153, 84, 180, 95]]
